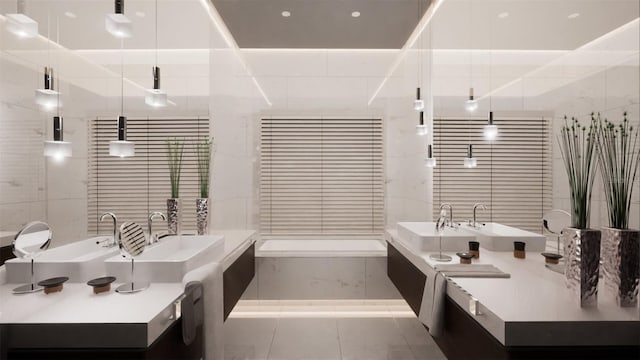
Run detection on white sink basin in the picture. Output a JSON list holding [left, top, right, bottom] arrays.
[[104, 235, 225, 283], [462, 222, 547, 252], [5, 236, 119, 283], [397, 222, 476, 252]]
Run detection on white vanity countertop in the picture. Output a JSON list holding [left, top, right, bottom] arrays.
[[0, 283, 183, 324], [0, 282, 184, 348], [217, 229, 257, 270], [0, 231, 15, 248], [386, 229, 640, 347]]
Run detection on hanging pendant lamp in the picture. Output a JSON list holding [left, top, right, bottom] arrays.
[[425, 144, 436, 168], [106, 0, 132, 38], [35, 67, 60, 109], [145, 1, 168, 107], [484, 111, 498, 140], [416, 111, 428, 136], [463, 144, 477, 168]]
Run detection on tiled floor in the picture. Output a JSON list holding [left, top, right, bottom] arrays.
[[224, 300, 447, 360]]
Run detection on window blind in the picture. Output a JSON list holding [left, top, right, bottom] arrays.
[[88, 117, 210, 236], [432, 117, 552, 233], [260, 118, 384, 240]]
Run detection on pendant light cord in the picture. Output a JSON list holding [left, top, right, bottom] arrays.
[[155, 0, 158, 67], [55, 15, 60, 116], [121, 39, 124, 115]]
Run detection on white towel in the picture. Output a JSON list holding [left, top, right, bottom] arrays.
[[418, 264, 509, 337], [182, 262, 224, 360], [0, 265, 6, 285]]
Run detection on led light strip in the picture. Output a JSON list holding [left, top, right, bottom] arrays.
[[476, 18, 640, 101], [367, 0, 445, 106], [198, 0, 272, 106]]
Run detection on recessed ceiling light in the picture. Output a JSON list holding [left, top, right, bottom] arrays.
[[135, 11, 146, 18], [497, 11, 509, 19], [567, 13, 580, 19], [351, 11, 361, 18], [64, 11, 76, 19], [281, 11, 291, 17]]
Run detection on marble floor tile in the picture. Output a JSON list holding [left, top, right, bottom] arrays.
[[224, 318, 278, 360], [338, 318, 415, 360], [393, 317, 446, 360], [267, 318, 341, 359]]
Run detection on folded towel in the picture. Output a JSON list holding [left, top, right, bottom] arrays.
[[417, 264, 509, 337], [182, 281, 204, 346], [182, 262, 223, 360]]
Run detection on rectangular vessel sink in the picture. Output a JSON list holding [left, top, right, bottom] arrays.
[[397, 222, 476, 252], [462, 222, 547, 252], [5, 236, 119, 283], [104, 235, 225, 283]]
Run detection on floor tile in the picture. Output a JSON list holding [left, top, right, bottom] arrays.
[[393, 317, 446, 360], [338, 318, 415, 360], [267, 318, 341, 359], [224, 318, 278, 360]]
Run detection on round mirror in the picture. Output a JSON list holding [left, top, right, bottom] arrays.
[[12, 221, 52, 294], [118, 221, 146, 257], [13, 221, 52, 259], [116, 222, 149, 294], [543, 209, 571, 235]]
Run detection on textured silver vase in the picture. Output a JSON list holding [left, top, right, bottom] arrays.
[[166, 198, 182, 235], [601, 227, 640, 307], [563, 228, 601, 307], [196, 198, 209, 235]]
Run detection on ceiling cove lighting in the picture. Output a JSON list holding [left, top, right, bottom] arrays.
[[145, 0, 167, 107], [44, 116, 72, 161], [484, 111, 498, 140], [281, 11, 291, 17], [416, 111, 428, 136], [106, 0, 132, 38], [35, 67, 60, 109], [414, 87, 425, 111], [464, 87, 478, 112], [464, 144, 477, 168], [425, 144, 436, 168], [6, 1, 38, 38]]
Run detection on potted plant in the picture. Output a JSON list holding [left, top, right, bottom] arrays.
[[558, 115, 600, 306], [195, 138, 214, 235], [166, 138, 184, 235], [595, 112, 640, 307]]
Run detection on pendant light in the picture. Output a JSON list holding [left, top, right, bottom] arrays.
[[44, 116, 72, 161], [106, 0, 132, 38], [414, 87, 424, 111], [463, 144, 477, 168], [35, 67, 60, 108], [109, 41, 134, 157], [465, 87, 478, 112], [425, 144, 436, 167], [413, 0, 424, 112], [6, 0, 38, 38], [35, 17, 59, 109], [145, 0, 167, 107], [416, 111, 428, 136], [44, 19, 70, 161], [484, 111, 498, 140]]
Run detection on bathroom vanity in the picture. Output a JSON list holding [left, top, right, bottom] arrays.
[[386, 229, 640, 359], [0, 230, 256, 359]]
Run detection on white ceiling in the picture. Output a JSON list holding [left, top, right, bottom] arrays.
[[1, 0, 638, 112]]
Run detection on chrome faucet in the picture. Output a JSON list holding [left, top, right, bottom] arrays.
[[439, 203, 453, 227], [99, 212, 118, 247], [472, 203, 487, 229], [148, 211, 166, 245]]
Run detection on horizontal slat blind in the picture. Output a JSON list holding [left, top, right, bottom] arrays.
[[88, 117, 210, 235], [260, 118, 384, 240], [433, 117, 552, 233]]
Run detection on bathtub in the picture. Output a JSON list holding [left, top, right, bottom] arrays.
[[245, 239, 400, 300], [256, 239, 386, 257]]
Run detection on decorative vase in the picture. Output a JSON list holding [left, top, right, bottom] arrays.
[[563, 228, 601, 307], [166, 198, 182, 235], [601, 227, 640, 307], [196, 198, 209, 235]]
